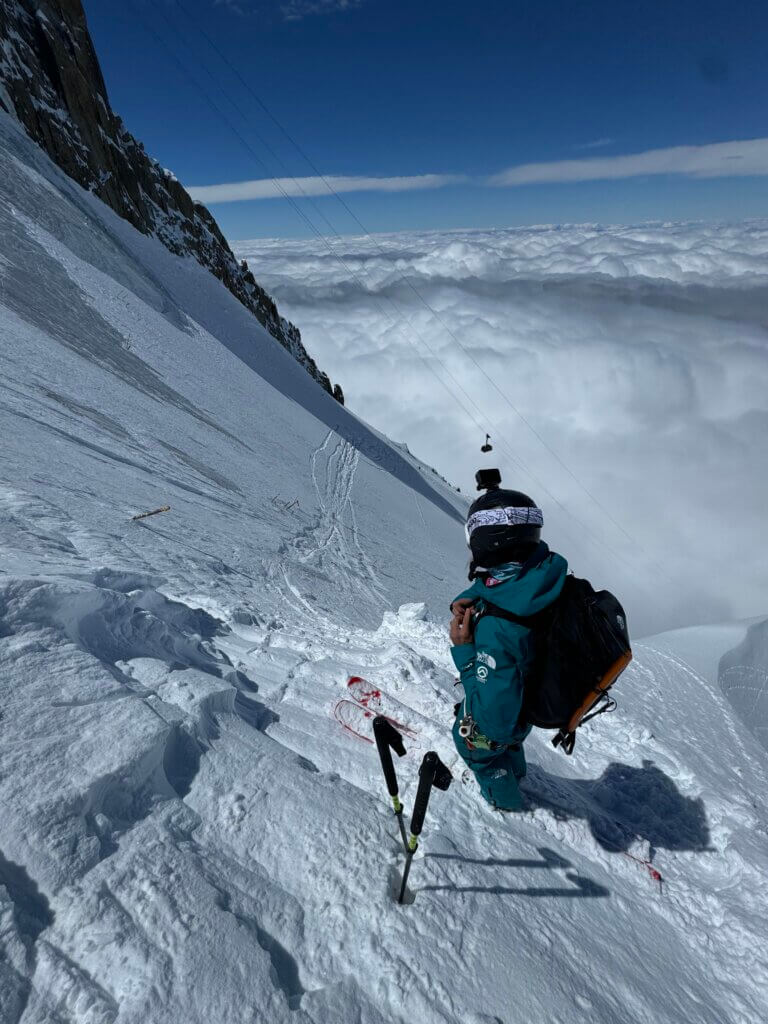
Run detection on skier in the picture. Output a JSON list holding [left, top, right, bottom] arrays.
[[450, 481, 567, 811]]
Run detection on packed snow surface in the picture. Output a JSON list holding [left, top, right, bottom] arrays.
[[2, 112, 768, 1024], [235, 222, 768, 637]]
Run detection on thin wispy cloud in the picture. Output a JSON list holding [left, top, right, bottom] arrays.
[[574, 137, 614, 151], [188, 173, 466, 203], [213, 0, 247, 12], [281, 0, 362, 19], [212, 0, 362, 16], [490, 138, 768, 186]]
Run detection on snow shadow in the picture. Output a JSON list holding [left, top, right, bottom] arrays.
[[82, 726, 201, 845], [210, 882, 306, 1009], [422, 846, 609, 898], [163, 725, 205, 800], [718, 617, 768, 754], [522, 759, 710, 856], [0, 850, 54, 944], [57, 585, 230, 684], [0, 201, 237, 444]]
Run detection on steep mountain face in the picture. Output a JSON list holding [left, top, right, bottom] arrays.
[[0, 0, 343, 402]]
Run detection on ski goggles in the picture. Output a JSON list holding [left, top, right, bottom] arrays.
[[465, 505, 543, 543]]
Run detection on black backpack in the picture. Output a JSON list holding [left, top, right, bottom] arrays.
[[478, 575, 632, 755]]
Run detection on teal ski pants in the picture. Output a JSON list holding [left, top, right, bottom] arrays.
[[453, 717, 531, 811]]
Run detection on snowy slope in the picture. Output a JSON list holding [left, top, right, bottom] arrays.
[[1, 110, 767, 1024]]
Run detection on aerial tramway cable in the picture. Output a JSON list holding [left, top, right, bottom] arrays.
[[169, 0, 654, 559], [128, 1, 677, 591]]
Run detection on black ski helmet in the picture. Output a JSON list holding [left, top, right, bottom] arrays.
[[466, 487, 543, 566]]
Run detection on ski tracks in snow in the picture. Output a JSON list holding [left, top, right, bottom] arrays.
[[271, 431, 389, 626]]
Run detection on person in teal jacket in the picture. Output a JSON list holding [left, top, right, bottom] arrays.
[[450, 482, 567, 811]]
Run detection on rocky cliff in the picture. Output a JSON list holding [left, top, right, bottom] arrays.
[[0, 0, 343, 403]]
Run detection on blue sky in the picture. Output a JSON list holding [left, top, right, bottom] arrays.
[[85, 0, 768, 238]]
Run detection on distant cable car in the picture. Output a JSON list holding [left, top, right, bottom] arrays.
[[481, 434, 493, 453]]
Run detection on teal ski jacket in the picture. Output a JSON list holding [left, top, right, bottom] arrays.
[[451, 542, 568, 745]]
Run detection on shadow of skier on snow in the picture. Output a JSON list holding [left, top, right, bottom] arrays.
[[420, 760, 707, 898], [521, 758, 711, 856]]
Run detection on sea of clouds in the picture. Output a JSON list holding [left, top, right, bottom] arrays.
[[235, 221, 768, 635]]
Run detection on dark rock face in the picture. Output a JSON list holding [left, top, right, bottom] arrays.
[[0, 0, 343, 403]]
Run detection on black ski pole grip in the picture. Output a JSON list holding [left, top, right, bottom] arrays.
[[410, 752, 438, 837], [373, 716, 405, 797]]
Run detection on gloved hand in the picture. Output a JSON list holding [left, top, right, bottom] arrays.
[[450, 604, 474, 646]]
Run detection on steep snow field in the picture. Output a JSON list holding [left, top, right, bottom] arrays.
[[1, 111, 767, 1024]]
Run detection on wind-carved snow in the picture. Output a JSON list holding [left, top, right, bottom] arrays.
[[719, 620, 768, 752], [1, 111, 767, 1023]]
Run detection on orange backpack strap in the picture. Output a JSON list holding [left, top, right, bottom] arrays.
[[553, 649, 633, 755]]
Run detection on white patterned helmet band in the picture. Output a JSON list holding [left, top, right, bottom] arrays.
[[466, 505, 544, 538]]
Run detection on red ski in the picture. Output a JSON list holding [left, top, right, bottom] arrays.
[[346, 675, 387, 711], [346, 675, 419, 724], [333, 699, 411, 744], [333, 676, 419, 744]]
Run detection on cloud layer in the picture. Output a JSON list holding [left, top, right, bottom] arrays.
[[188, 174, 464, 204], [235, 222, 768, 635], [490, 138, 768, 186], [192, 137, 768, 204]]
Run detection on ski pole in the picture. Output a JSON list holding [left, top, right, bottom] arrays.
[[398, 751, 452, 905], [131, 504, 170, 521], [372, 716, 408, 853]]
